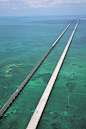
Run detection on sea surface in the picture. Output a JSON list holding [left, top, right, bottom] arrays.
[[0, 16, 86, 129]]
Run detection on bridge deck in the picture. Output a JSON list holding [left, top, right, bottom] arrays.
[[26, 20, 79, 129], [0, 20, 73, 118]]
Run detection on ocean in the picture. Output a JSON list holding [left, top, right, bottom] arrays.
[[0, 16, 86, 129]]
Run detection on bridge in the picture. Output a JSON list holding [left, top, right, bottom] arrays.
[[0, 19, 79, 129]]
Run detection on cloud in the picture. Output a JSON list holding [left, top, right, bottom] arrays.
[[65, 0, 86, 4], [0, 0, 24, 9], [19, 0, 86, 7], [0, 0, 86, 9], [18, 0, 62, 8], [0, 0, 9, 1]]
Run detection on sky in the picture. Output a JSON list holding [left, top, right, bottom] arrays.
[[0, 0, 86, 16]]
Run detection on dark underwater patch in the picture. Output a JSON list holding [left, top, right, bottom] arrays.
[[84, 85, 86, 87], [51, 122, 61, 129], [66, 82, 76, 92], [32, 73, 51, 84]]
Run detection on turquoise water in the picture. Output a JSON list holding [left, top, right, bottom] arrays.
[[37, 19, 86, 129], [0, 16, 86, 129]]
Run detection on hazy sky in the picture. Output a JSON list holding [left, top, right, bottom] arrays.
[[0, 0, 86, 16]]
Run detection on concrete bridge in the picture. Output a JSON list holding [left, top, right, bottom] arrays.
[[26, 20, 79, 129], [0, 19, 79, 129], [0, 19, 74, 118]]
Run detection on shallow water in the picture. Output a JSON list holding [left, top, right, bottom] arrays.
[[0, 16, 86, 129], [37, 18, 86, 129]]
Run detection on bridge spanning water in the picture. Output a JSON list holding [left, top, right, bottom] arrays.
[[0, 19, 79, 129], [0, 19, 74, 118], [26, 20, 79, 129]]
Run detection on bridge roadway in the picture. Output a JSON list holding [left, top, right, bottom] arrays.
[[0, 19, 74, 117], [26, 20, 79, 129]]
